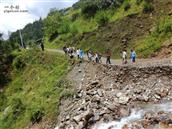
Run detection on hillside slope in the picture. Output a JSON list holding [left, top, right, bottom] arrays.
[[0, 50, 72, 129], [71, 0, 172, 58], [45, 0, 172, 58]]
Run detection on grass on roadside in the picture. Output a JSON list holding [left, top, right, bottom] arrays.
[[0, 49, 74, 129]]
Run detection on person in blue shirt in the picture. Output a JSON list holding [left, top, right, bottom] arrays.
[[79, 49, 84, 59], [130, 49, 136, 63]]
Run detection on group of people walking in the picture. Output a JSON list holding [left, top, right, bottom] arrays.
[[63, 46, 137, 65], [63, 46, 84, 60]]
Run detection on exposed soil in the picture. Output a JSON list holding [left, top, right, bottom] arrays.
[[73, 12, 154, 57], [152, 38, 172, 58]]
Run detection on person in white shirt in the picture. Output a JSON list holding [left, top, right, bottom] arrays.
[[87, 50, 92, 61], [76, 49, 80, 59], [122, 50, 127, 64]]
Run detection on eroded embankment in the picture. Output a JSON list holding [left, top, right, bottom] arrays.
[[56, 62, 172, 129]]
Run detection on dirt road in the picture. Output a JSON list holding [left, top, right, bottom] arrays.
[[46, 48, 172, 68]]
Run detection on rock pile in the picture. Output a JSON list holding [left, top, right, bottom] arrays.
[[57, 63, 172, 129]]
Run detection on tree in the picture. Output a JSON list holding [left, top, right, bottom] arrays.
[[44, 11, 62, 41], [0, 34, 12, 87], [95, 11, 109, 26], [81, 1, 98, 17]]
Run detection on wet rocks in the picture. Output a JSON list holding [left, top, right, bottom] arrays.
[[119, 107, 130, 118], [123, 111, 172, 129]]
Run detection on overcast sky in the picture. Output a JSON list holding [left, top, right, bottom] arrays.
[[0, 0, 78, 38]]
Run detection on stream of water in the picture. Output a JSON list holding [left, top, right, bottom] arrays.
[[92, 102, 172, 129]]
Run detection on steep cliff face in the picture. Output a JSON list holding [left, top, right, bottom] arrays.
[[57, 61, 172, 129]]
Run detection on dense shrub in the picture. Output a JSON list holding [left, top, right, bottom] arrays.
[[100, 0, 124, 9], [71, 13, 80, 21], [81, 2, 98, 17], [11, 98, 25, 118], [0, 93, 7, 111], [0, 39, 16, 87], [44, 11, 62, 39], [154, 17, 172, 35], [124, 1, 131, 11], [12, 55, 26, 71], [95, 11, 110, 26], [49, 32, 59, 42], [144, 0, 153, 3], [136, 0, 143, 5], [59, 20, 71, 34], [30, 108, 45, 123], [70, 24, 79, 35], [143, 1, 154, 13], [97, 0, 114, 9], [74, 0, 124, 10], [163, 24, 172, 34]]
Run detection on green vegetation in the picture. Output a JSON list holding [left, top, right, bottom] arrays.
[[136, 15, 172, 57], [43, 0, 143, 50], [0, 34, 18, 87], [95, 11, 110, 26], [124, 1, 131, 11], [143, 0, 154, 13], [81, 1, 98, 18], [136, 0, 143, 5], [0, 49, 73, 129]]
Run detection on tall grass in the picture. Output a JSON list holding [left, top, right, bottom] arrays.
[[0, 50, 72, 129]]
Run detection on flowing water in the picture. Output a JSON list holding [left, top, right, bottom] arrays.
[[92, 102, 172, 129]]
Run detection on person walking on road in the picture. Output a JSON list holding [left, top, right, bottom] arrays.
[[79, 49, 84, 59], [87, 50, 92, 61], [130, 49, 136, 63], [122, 50, 127, 64], [40, 42, 44, 51], [95, 52, 99, 63], [76, 49, 80, 59], [105, 49, 111, 65], [63, 46, 67, 55], [98, 53, 102, 63]]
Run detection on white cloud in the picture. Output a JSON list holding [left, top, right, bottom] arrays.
[[0, 0, 78, 39]]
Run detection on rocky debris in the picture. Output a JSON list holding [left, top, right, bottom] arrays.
[[117, 94, 130, 105], [57, 63, 172, 129], [91, 80, 99, 86]]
